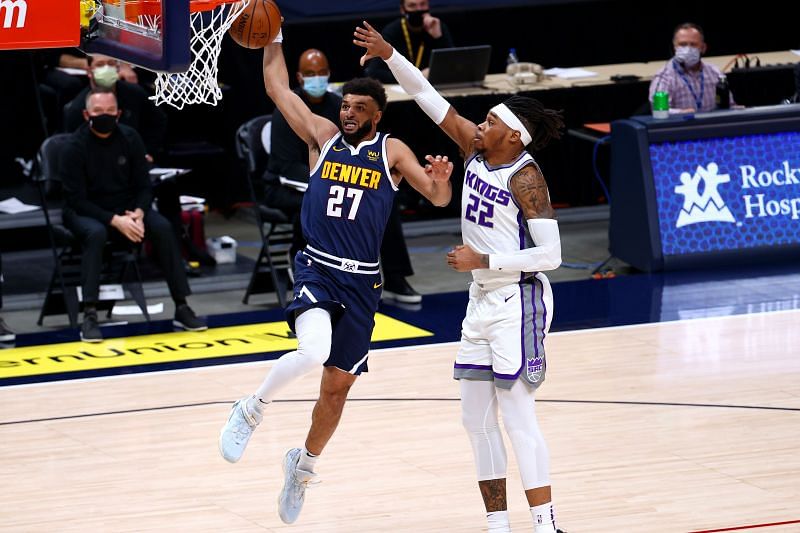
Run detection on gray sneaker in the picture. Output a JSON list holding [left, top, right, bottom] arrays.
[[218, 398, 261, 463], [80, 311, 103, 343], [278, 448, 318, 524]]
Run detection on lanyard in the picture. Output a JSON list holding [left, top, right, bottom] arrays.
[[673, 60, 705, 110], [401, 18, 425, 68]]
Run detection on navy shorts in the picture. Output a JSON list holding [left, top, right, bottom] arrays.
[[285, 251, 383, 375]]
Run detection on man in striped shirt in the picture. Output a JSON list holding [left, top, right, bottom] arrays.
[[648, 22, 735, 114]]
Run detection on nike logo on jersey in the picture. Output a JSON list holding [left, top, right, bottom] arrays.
[[504, 294, 515, 303], [332, 145, 347, 152], [373, 282, 383, 289]]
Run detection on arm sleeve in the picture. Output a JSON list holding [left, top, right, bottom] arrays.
[[364, 57, 398, 84], [60, 138, 116, 224], [488, 219, 562, 272], [384, 49, 450, 124]]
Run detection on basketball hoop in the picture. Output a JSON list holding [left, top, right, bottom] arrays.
[[105, 0, 251, 109]]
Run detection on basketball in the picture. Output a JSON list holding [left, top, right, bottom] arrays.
[[229, 0, 282, 49]]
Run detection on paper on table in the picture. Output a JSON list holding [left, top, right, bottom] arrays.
[[792, 50, 800, 56], [150, 167, 191, 180], [0, 197, 41, 214], [544, 67, 599, 79]]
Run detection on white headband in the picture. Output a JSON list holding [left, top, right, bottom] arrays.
[[491, 103, 532, 146]]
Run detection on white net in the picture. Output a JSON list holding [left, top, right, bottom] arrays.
[[146, 0, 249, 109]]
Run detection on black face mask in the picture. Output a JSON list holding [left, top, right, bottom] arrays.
[[89, 113, 118, 135], [405, 9, 428, 28]]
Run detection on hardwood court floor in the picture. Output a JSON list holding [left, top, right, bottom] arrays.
[[1, 310, 799, 532]]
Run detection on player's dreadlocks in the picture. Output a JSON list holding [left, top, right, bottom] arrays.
[[503, 95, 565, 152]]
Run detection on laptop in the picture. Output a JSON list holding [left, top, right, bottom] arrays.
[[427, 45, 492, 89]]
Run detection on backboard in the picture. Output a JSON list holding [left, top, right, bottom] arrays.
[[82, 0, 191, 72]]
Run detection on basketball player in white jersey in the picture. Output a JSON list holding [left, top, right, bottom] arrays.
[[356, 22, 566, 533]]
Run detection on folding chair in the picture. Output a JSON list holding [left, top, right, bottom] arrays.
[[234, 115, 294, 307], [32, 134, 150, 328]]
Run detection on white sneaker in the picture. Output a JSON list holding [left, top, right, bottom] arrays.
[[277, 448, 318, 524], [218, 398, 262, 463]]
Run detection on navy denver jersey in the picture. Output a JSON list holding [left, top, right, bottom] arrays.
[[301, 132, 397, 263]]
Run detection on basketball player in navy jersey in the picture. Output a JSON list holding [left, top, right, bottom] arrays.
[[356, 22, 566, 533], [218, 31, 453, 524]]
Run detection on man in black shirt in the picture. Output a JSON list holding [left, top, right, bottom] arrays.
[[265, 48, 422, 303], [61, 89, 206, 342], [363, 0, 454, 84], [63, 54, 166, 162]]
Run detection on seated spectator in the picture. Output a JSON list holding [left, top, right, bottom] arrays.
[[264, 48, 422, 303], [648, 22, 735, 114], [36, 49, 138, 133], [61, 89, 207, 342], [63, 54, 214, 268], [364, 0, 454, 84], [63, 54, 165, 161]]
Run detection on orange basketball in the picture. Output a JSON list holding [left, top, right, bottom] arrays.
[[229, 0, 281, 49]]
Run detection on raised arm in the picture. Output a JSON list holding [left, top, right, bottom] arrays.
[[387, 138, 452, 207], [263, 37, 338, 152], [354, 21, 477, 155]]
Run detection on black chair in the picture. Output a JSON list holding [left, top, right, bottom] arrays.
[[234, 115, 293, 307], [32, 133, 150, 328]]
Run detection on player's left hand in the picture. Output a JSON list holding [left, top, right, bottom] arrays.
[[447, 244, 485, 272], [354, 21, 394, 66], [424, 154, 453, 182]]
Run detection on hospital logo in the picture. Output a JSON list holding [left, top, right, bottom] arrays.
[[674, 162, 735, 228]]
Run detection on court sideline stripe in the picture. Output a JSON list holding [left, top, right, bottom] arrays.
[[688, 519, 800, 532], [1, 397, 798, 426]]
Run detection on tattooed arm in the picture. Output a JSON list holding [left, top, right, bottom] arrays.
[[446, 164, 562, 273], [509, 164, 555, 221]]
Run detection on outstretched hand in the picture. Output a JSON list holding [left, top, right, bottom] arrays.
[[424, 154, 453, 182], [354, 21, 394, 66]]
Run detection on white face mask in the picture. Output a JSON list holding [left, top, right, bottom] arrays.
[[674, 46, 701, 67], [92, 65, 120, 88]]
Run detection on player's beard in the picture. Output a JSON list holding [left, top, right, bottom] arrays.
[[342, 119, 373, 145]]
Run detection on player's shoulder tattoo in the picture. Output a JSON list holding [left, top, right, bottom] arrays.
[[509, 163, 554, 219]]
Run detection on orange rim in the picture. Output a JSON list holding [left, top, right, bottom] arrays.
[[113, 0, 241, 20]]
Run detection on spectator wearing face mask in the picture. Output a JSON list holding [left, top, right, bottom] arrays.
[[62, 55, 215, 269], [648, 22, 735, 114], [363, 0, 454, 84], [63, 54, 165, 162], [263, 48, 424, 303], [60, 88, 207, 342]]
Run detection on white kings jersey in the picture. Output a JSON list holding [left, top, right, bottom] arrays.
[[461, 150, 542, 291]]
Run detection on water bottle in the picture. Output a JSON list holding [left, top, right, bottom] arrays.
[[506, 48, 519, 75], [715, 75, 730, 110]]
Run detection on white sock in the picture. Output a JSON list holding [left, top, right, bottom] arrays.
[[297, 446, 318, 473], [487, 510, 510, 532], [531, 502, 556, 533]]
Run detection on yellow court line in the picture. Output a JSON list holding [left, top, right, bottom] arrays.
[[0, 313, 433, 379]]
